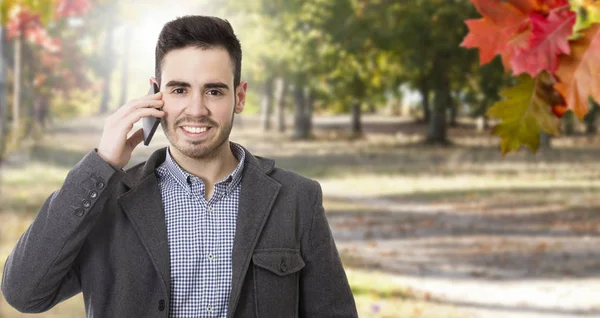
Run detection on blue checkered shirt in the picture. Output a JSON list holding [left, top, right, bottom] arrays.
[[155, 142, 245, 317]]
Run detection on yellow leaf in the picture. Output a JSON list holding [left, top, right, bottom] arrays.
[[486, 72, 561, 155], [571, 0, 600, 39]]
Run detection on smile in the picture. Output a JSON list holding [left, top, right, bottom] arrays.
[[182, 126, 209, 134]]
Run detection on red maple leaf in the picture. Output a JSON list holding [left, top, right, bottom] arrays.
[[461, 0, 531, 65], [506, 0, 569, 15], [511, 9, 576, 76], [462, 0, 571, 71], [535, 0, 570, 12]]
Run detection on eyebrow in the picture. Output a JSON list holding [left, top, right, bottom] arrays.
[[165, 80, 230, 90]]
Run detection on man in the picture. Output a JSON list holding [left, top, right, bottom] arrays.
[[1, 16, 358, 317]]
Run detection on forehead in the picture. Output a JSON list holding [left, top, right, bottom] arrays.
[[161, 47, 234, 84]]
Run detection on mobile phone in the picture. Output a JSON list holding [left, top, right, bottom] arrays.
[[142, 82, 161, 146]]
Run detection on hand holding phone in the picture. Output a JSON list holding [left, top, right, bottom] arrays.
[[97, 83, 164, 169], [142, 83, 161, 146]]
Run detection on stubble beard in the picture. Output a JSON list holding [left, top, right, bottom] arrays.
[[162, 102, 236, 161]]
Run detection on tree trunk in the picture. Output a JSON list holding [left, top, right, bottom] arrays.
[[0, 26, 7, 159], [419, 80, 430, 124], [449, 96, 458, 127], [12, 32, 22, 136], [563, 111, 575, 135], [585, 102, 598, 134], [293, 84, 310, 139], [118, 25, 131, 107], [99, 25, 115, 114], [426, 72, 450, 145], [260, 76, 274, 131], [367, 103, 376, 113], [275, 77, 287, 133], [351, 101, 362, 137], [539, 131, 551, 149], [305, 87, 313, 135]]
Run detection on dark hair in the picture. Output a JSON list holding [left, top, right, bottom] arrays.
[[155, 15, 242, 89]]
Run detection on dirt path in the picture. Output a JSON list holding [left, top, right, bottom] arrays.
[[326, 195, 600, 318]]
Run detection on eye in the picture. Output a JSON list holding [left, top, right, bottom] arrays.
[[173, 88, 186, 94], [207, 89, 222, 96]]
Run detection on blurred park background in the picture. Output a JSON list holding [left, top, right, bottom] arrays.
[[1, 0, 600, 317]]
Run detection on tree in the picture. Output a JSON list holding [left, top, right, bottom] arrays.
[[0, 0, 92, 157], [97, 2, 116, 114], [274, 77, 287, 132], [0, 24, 7, 160], [389, 1, 478, 144], [585, 100, 599, 134]]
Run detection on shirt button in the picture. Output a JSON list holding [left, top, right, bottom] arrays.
[[207, 206, 212, 213], [158, 299, 165, 311], [74, 208, 84, 217], [206, 306, 213, 313], [208, 253, 215, 261]]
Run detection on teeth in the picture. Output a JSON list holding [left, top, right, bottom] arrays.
[[183, 126, 208, 133]]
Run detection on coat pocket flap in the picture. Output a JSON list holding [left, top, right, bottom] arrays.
[[252, 249, 306, 277]]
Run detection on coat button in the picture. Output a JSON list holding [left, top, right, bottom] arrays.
[[95, 181, 105, 189], [82, 199, 91, 208], [75, 208, 84, 217], [158, 299, 165, 311], [280, 260, 287, 273], [88, 190, 98, 199]]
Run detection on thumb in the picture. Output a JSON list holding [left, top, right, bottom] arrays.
[[126, 128, 145, 149]]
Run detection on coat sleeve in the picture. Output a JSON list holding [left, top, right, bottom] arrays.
[[1, 150, 123, 313], [299, 181, 358, 317]]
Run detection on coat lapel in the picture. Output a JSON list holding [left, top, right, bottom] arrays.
[[117, 149, 171, 295], [228, 152, 281, 317]]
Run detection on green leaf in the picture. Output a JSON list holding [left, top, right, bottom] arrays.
[[486, 73, 561, 155]]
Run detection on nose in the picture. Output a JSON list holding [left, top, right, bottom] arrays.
[[183, 93, 210, 118]]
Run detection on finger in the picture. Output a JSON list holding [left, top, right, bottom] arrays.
[[122, 108, 165, 131], [147, 91, 162, 99], [114, 99, 164, 119], [126, 128, 145, 149], [129, 99, 164, 110]]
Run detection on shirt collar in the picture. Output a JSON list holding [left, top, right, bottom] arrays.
[[157, 142, 246, 193]]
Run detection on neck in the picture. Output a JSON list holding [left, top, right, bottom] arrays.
[[169, 141, 239, 185]]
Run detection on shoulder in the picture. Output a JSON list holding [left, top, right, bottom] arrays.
[[252, 155, 322, 200], [242, 146, 321, 195], [270, 165, 320, 191]]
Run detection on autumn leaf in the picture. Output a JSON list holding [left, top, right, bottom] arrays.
[[462, 0, 574, 73], [461, 0, 531, 66], [570, 0, 600, 38], [507, 0, 541, 13], [552, 104, 568, 117], [508, 0, 569, 14], [511, 9, 576, 76], [554, 24, 600, 119], [487, 72, 561, 155]]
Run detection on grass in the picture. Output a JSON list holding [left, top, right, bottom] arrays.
[[347, 269, 470, 318]]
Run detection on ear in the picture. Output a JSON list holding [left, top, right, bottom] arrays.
[[235, 81, 248, 114], [150, 76, 158, 88]]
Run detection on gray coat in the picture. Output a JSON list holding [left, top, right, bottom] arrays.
[[1, 147, 358, 317]]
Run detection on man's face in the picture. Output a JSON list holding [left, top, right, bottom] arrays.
[[157, 47, 246, 160]]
